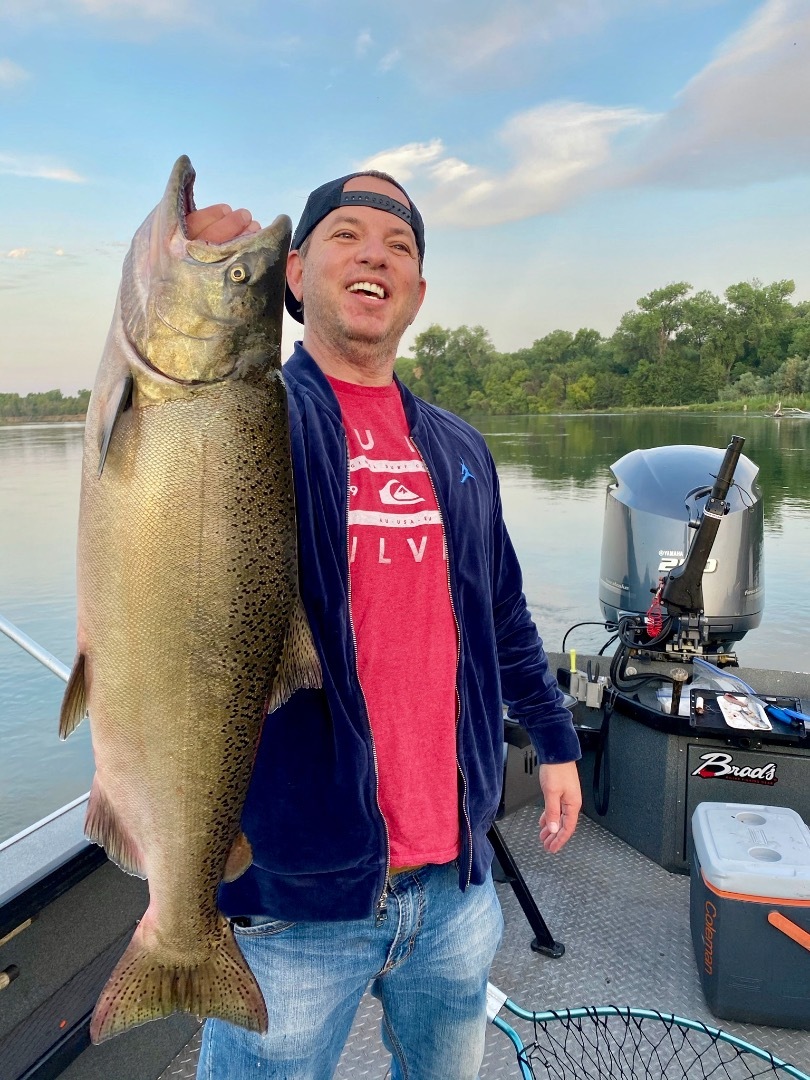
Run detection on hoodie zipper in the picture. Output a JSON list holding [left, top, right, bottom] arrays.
[[410, 432, 473, 888], [344, 432, 391, 917]]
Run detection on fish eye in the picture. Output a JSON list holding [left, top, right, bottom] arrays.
[[229, 264, 249, 284]]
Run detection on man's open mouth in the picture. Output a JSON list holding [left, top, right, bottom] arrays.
[[347, 281, 387, 300]]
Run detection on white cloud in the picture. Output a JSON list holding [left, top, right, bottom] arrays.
[[360, 139, 446, 182], [0, 154, 85, 182], [629, 0, 810, 187], [378, 48, 400, 73], [404, 0, 686, 82], [0, 0, 204, 22], [0, 59, 29, 86], [356, 30, 372, 57], [364, 103, 653, 227]]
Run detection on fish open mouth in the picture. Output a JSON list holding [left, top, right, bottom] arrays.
[[175, 161, 197, 240]]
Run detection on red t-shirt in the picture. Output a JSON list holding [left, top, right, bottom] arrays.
[[328, 376, 460, 868]]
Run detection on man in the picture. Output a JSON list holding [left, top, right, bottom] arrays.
[[187, 171, 582, 1079]]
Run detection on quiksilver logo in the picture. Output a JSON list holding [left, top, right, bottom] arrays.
[[692, 752, 777, 785], [378, 479, 424, 506]]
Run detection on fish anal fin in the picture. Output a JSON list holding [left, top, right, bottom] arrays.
[[266, 596, 322, 714], [59, 653, 88, 740], [85, 777, 146, 878], [222, 832, 253, 883], [90, 914, 268, 1043], [98, 373, 133, 477]]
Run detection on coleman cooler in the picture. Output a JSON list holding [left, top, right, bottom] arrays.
[[690, 801, 810, 1028]]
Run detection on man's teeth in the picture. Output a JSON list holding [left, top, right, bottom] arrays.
[[348, 282, 386, 299]]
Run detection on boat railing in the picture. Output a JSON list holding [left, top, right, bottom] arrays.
[[0, 611, 71, 683], [0, 613, 97, 940]]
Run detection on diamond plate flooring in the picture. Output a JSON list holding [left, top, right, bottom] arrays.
[[156, 809, 810, 1080]]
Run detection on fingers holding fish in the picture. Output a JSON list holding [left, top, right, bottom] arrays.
[[187, 202, 262, 243]]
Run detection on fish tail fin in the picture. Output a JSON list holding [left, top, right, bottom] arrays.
[[90, 915, 267, 1044], [85, 777, 146, 878], [59, 653, 88, 739], [266, 595, 322, 713]]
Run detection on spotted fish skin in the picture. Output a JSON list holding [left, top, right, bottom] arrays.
[[60, 157, 321, 1043]]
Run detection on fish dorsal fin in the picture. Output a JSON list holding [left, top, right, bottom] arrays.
[[266, 596, 322, 714], [59, 652, 88, 739], [97, 374, 134, 477]]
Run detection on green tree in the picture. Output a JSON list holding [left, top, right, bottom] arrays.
[[400, 324, 497, 413], [724, 279, 796, 377]]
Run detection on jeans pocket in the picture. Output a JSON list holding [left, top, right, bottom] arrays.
[[233, 917, 296, 938]]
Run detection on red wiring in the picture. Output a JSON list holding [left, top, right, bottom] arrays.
[[646, 578, 665, 639]]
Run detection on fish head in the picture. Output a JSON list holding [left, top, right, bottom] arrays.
[[121, 156, 292, 386]]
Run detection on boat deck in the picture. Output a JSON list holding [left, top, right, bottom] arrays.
[[59, 805, 810, 1079]]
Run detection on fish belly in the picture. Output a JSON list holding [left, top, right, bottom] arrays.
[[78, 372, 294, 1039]]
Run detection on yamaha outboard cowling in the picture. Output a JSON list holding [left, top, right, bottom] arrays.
[[599, 444, 764, 653]]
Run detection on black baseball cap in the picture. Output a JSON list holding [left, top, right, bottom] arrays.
[[284, 172, 425, 323]]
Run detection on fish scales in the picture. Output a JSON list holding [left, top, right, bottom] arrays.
[[60, 156, 321, 1042]]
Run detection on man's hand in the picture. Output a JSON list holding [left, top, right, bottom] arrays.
[[538, 761, 582, 854], [186, 203, 261, 244]]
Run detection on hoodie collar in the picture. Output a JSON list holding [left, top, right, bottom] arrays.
[[284, 341, 422, 435]]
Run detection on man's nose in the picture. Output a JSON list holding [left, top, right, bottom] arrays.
[[355, 233, 388, 265]]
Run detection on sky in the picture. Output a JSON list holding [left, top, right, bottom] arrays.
[[1, 0, 809, 394]]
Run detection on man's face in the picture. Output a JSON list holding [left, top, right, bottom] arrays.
[[287, 176, 426, 358]]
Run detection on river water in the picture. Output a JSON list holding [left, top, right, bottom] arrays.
[[1, 412, 808, 842]]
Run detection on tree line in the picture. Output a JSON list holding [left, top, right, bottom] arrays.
[[5, 278, 810, 419], [396, 279, 810, 414], [0, 389, 91, 421]]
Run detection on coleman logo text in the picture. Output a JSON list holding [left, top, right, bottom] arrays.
[[703, 901, 717, 974]]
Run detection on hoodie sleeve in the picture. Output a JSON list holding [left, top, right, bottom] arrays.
[[488, 454, 581, 764]]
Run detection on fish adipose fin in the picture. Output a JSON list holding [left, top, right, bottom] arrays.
[[97, 373, 134, 477], [265, 595, 323, 713], [59, 652, 88, 739], [222, 831, 253, 883], [85, 777, 146, 878], [89, 914, 268, 1043]]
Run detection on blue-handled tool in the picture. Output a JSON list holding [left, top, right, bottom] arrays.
[[692, 657, 810, 729]]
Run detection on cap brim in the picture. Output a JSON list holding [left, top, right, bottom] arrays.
[[285, 282, 304, 324]]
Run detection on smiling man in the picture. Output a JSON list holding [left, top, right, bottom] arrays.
[[188, 170, 582, 1080]]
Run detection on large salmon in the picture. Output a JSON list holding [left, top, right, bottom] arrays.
[[59, 156, 321, 1043]]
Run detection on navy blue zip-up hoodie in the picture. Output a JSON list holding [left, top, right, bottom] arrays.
[[219, 344, 580, 922]]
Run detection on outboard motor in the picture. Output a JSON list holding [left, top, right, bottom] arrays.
[[599, 441, 764, 660]]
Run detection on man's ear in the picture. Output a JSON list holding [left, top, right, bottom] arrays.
[[287, 249, 304, 303], [409, 277, 427, 325]]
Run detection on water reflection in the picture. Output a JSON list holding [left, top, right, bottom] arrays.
[[475, 413, 810, 515]]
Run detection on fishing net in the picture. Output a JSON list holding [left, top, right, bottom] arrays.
[[489, 994, 810, 1080]]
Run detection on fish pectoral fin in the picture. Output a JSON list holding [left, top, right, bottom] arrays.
[[222, 831, 253, 883], [97, 373, 133, 477], [90, 913, 268, 1043], [265, 596, 323, 714], [85, 777, 146, 878], [59, 653, 88, 739]]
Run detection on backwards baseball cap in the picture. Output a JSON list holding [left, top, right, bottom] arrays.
[[284, 172, 425, 323]]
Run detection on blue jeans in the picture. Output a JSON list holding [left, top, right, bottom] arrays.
[[198, 863, 503, 1079]]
